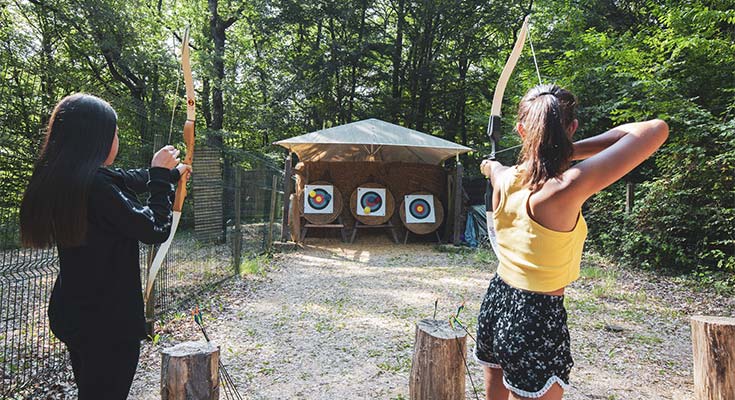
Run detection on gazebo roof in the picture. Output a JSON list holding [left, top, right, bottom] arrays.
[[274, 118, 472, 165]]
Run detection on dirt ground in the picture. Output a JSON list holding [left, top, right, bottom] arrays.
[[128, 236, 735, 400]]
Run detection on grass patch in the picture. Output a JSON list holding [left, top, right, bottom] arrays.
[[238, 255, 269, 277], [315, 320, 333, 333], [473, 248, 497, 264], [615, 308, 647, 323], [591, 280, 616, 299], [377, 356, 411, 373], [580, 265, 616, 280], [565, 296, 603, 314], [611, 289, 648, 304], [630, 333, 664, 345]]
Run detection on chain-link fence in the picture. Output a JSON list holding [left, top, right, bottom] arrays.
[[0, 145, 285, 398]]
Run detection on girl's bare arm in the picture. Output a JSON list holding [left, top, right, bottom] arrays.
[[563, 119, 669, 204]]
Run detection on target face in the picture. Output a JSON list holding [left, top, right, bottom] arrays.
[[405, 194, 436, 224], [304, 185, 334, 214], [357, 187, 386, 216]]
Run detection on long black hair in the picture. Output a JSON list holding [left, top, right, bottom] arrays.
[[517, 84, 578, 191], [20, 94, 118, 248]]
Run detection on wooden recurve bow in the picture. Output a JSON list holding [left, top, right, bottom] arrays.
[[145, 26, 196, 304], [485, 15, 530, 256]]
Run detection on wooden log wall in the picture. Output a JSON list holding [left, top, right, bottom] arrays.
[[293, 162, 448, 238]]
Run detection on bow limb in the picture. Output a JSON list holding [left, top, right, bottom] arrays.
[[487, 15, 530, 158], [145, 26, 196, 304], [485, 15, 530, 256]]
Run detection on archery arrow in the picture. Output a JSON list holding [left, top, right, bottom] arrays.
[[145, 26, 196, 303], [485, 15, 531, 257]]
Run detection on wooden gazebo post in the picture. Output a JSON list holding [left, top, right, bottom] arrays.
[[280, 153, 292, 241], [452, 154, 463, 246]]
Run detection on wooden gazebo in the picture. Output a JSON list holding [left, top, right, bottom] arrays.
[[275, 119, 471, 244]]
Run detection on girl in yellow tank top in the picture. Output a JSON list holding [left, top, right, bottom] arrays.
[[474, 84, 668, 399]]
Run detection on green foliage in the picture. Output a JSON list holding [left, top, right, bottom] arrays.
[[546, 1, 734, 278], [0, 0, 732, 283]]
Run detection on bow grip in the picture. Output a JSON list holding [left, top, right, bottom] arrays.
[[485, 174, 493, 213], [489, 115, 502, 144]]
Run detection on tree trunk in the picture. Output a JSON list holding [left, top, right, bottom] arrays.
[[328, 16, 343, 125], [348, 0, 368, 122], [409, 319, 467, 400], [691, 316, 735, 400], [208, 0, 226, 138], [390, 0, 405, 123], [202, 78, 213, 128]]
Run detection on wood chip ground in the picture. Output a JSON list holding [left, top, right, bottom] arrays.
[[126, 237, 735, 400]]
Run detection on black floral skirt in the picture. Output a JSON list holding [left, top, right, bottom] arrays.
[[474, 274, 573, 398]]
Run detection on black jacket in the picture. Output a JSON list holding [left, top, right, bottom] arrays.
[[48, 167, 180, 343]]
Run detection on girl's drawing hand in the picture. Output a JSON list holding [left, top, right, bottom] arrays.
[[152, 145, 180, 169]]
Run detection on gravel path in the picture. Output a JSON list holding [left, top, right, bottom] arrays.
[[129, 237, 734, 400]]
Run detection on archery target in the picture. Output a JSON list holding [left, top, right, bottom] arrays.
[[357, 187, 386, 217], [304, 184, 334, 214], [405, 194, 436, 224]]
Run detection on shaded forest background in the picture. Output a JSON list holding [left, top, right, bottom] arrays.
[[0, 0, 732, 284]]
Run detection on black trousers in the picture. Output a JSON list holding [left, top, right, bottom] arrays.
[[66, 338, 140, 400]]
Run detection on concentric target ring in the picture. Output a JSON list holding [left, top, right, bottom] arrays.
[[308, 188, 332, 210], [409, 198, 432, 220], [359, 191, 383, 214]]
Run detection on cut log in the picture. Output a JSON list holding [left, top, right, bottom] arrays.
[[691, 315, 735, 400], [349, 182, 395, 225], [301, 180, 344, 225], [399, 191, 444, 235], [161, 341, 219, 400], [409, 319, 467, 400]]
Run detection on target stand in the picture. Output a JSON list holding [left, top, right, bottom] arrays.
[[299, 181, 347, 242], [349, 183, 399, 244], [399, 192, 444, 244]]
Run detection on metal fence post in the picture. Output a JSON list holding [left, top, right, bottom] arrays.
[[233, 168, 242, 275]]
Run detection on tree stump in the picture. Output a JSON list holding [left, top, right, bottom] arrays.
[[161, 341, 219, 400], [409, 319, 467, 400], [691, 316, 735, 400]]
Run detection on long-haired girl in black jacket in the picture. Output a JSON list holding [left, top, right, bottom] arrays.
[[20, 93, 190, 399]]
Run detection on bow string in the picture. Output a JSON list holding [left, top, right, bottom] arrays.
[[145, 26, 196, 304]]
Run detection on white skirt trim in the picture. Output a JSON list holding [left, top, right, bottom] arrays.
[[503, 375, 570, 398], [472, 345, 502, 369]]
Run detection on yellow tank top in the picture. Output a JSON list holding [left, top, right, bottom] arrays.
[[494, 165, 587, 292]]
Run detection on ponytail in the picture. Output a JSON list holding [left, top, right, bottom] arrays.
[[517, 84, 577, 191]]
